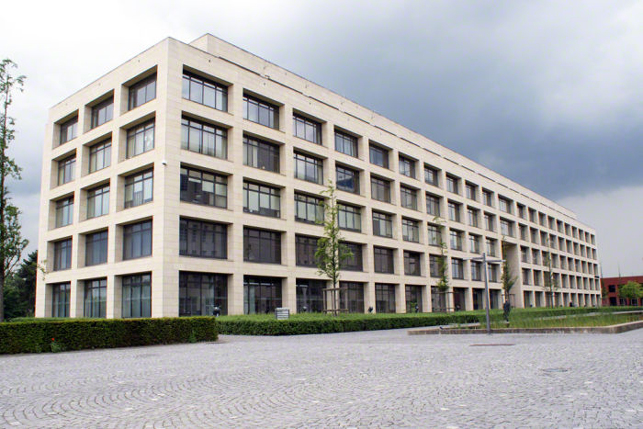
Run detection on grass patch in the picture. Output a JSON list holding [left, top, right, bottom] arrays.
[[488, 309, 643, 329]]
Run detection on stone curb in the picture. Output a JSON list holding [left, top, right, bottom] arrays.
[[408, 320, 643, 335]]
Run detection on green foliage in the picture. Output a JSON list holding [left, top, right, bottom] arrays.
[[618, 281, 643, 300], [501, 242, 516, 300], [0, 317, 218, 354], [433, 218, 450, 292], [2, 250, 36, 319]]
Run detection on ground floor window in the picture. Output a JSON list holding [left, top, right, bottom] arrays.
[[340, 282, 364, 313], [122, 273, 151, 318], [453, 287, 466, 311], [472, 288, 484, 310], [84, 278, 106, 318], [52, 282, 70, 317], [405, 285, 422, 313], [431, 286, 447, 313], [244, 276, 282, 314], [375, 283, 396, 313], [296, 279, 325, 312], [179, 272, 228, 316]]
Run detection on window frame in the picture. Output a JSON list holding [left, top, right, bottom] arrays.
[[128, 75, 156, 110], [243, 94, 279, 129], [123, 220, 153, 260]]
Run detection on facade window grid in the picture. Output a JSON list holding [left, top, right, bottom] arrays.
[[244, 276, 282, 314], [87, 184, 110, 218], [243, 136, 280, 173], [59, 117, 78, 145], [179, 218, 227, 259], [451, 258, 464, 279], [400, 186, 418, 210], [85, 230, 108, 266], [486, 238, 497, 257], [180, 166, 227, 208], [404, 251, 421, 276], [399, 155, 415, 178], [430, 256, 441, 278], [446, 175, 459, 194], [294, 193, 324, 224], [182, 72, 228, 111], [450, 230, 463, 251], [181, 118, 227, 159], [84, 278, 107, 318], [89, 140, 111, 173], [243, 95, 279, 129], [465, 183, 477, 201], [91, 98, 114, 129], [424, 165, 439, 186], [340, 242, 363, 271], [369, 144, 389, 168], [372, 211, 393, 238], [336, 165, 360, 194], [373, 247, 394, 274], [243, 228, 281, 264], [122, 274, 152, 318], [293, 114, 321, 144], [402, 218, 420, 243], [53, 239, 72, 271], [340, 282, 365, 313], [483, 190, 494, 207], [52, 282, 70, 317], [295, 235, 319, 267], [294, 152, 323, 184], [124, 170, 153, 208], [58, 156, 76, 185], [448, 201, 461, 222], [335, 131, 358, 157], [469, 234, 481, 254], [428, 224, 441, 247], [467, 207, 479, 228], [426, 194, 441, 217], [128, 75, 156, 110], [126, 121, 155, 159], [375, 283, 396, 313], [337, 203, 361, 232], [499, 197, 512, 214], [243, 181, 281, 218], [371, 176, 391, 203], [123, 221, 153, 260], [471, 261, 482, 281], [405, 285, 423, 313], [55, 197, 74, 228], [179, 272, 228, 316]]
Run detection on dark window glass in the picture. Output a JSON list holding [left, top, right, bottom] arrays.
[[486, 238, 497, 257], [58, 156, 76, 185], [424, 165, 439, 186], [500, 218, 514, 236], [370, 176, 390, 202], [369, 144, 388, 168], [180, 166, 227, 208], [244, 276, 282, 314], [297, 279, 325, 312], [85, 230, 108, 266], [294, 152, 323, 184], [91, 98, 114, 128], [446, 175, 459, 194], [293, 114, 321, 144], [399, 156, 415, 178], [340, 242, 363, 271], [429, 255, 441, 277], [339, 282, 364, 313], [243, 135, 279, 172], [84, 278, 106, 318], [471, 261, 483, 281], [123, 221, 152, 260], [466, 183, 477, 201], [87, 184, 109, 218], [179, 272, 228, 316], [295, 235, 319, 267], [55, 197, 74, 228], [59, 117, 78, 144], [400, 186, 417, 210], [126, 120, 155, 158], [406, 285, 423, 313], [181, 117, 227, 159], [375, 284, 396, 313], [179, 218, 227, 259], [243, 95, 279, 129], [294, 193, 324, 223], [469, 234, 481, 254], [372, 211, 393, 238], [468, 208, 479, 228], [404, 251, 421, 276], [53, 239, 72, 271], [122, 273, 151, 318], [374, 247, 394, 273], [452, 258, 464, 279], [243, 228, 281, 264], [450, 230, 463, 251], [51, 282, 70, 317], [426, 194, 441, 217], [89, 140, 111, 173], [124, 170, 153, 208], [499, 197, 512, 213], [243, 182, 280, 217], [182, 72, 228, 111], [402, 218, 419, 243], [335, 131, 357, 157], [483, 190, 494, 207], [337, 204, 361, 231], [448, 201, 461, 222], [485, 213, 496, 232], [428, 224, 442, 246], [336, 165, 359, 194], [128, 75, 156, 110]]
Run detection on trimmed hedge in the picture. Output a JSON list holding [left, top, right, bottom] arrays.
[[0, 317, 217, 354]]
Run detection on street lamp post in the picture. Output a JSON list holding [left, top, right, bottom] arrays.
[[466, 252, 504, 335]]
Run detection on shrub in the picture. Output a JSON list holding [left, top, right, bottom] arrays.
[[0, 317, 217, 354]]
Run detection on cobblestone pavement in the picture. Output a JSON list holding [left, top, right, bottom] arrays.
[[1, 329, 641, 428]]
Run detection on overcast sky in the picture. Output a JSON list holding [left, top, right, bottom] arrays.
[[1, 0, 641, 276]]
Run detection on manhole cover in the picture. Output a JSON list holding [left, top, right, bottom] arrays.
[[541, 368, 570, 373], [470, 343, 515, 347]]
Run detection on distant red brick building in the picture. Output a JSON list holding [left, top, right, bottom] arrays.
[[601, 276, 643, 306]]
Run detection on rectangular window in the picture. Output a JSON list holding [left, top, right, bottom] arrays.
[[424, 165, 439, 186], [400, 186, 418, 210], [483, 190, 494, 207], [293, 114, 321, 144], [448, 201, 461, 222], [179, 272, 228, 316], [402, 218, 419, 243], [467, 207, 479, 228], [335, 131, 358, 157], [122, 273, 151, 318], [374, 247, 395, 274], [128, 75, 156, 110], [484, 213, 495, 232], [399, 156, 415, 178], [371, 176, 391, 203], [243, 135, 280, 172], [243, 182, 280, 217], [451, 258, 464, 279], [340, 242, 363, 271], [53, 239, 72, 271], [428, 224, 442, 246], [51, 283, 70, 317], [372, 211, 393, 238], [87, 184, 109, 218], [89, 140, 111, 173], [406, 285, 423, 313], [450, 230, 463, 251], [297, 279, 325, 313], [522, 269, 530, 285], [244, 276, 282, 314], [124, 169, 153, 208], [243, 228, 281, 264], [486, 238, 497, 257], [123, 220, 152, 260], [339, 281, 364, 313], [520, 225, 528, 241], [294, 152, 323, 184], [465, 183, 477, 200], [500, 218, 514, 236], [337, 204, 361, 231], [181, 117, 227, 159], [429, 255, 441, 277], [336, 165, 360, 194], [471, 261, 482, 281], [446, 175, 459, 194], [58, 156, 76, 185], [404, 251, 421, 276], [517, 204, 526, 219], [243, 95, 279, 129], [369, 144, 389, 168], [84, 278, 107, 318], [179, 218, 227, 259], [91, 98, 114, 128], [85, 230, 108, 266], [426, 193, 441, 217], [180, 166, 227, 208], [469, 234, 481, 254], [55, 197, 73, 228], [487, 265, 499, 282], [126, 120, 155, 158], [60, 117, 78, 144], [375, 283, 396, 313], [182, 72, 228, 111], [294, 193, 324, 224], [295, 235, 319, 267], [499, 197, 512, 214]]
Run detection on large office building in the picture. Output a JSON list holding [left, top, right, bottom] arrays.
[[36, 34, 601, 318]]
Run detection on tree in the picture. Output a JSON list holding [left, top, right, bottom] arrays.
[[0, 59, 28, 322], [433, 217, 449, 312], [618, 281, 642, 305], [542, 237, 558, 307], [501, 241, 516, 303], [314, 183, 352, 315], [2, 251, 37, 319]]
